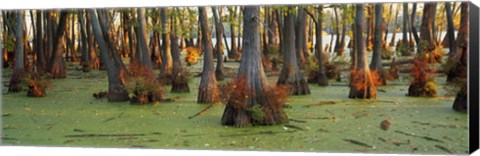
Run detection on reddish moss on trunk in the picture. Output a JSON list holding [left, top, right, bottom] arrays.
[[407, 58, 436, 97], [221, 78, 289, 127], [125, 61, 164, 104], [348, 69, 378, 99], [25, 72, 47, 97]]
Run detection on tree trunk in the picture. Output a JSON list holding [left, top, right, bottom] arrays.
[[263, 7, 270, 57], [197, 7, 220, 104], [370, 4, 386, 86], [389, 5, 400, 46], [135, 8, 153, 70], [47, 11, 69, 79], [78, 10, 90, 72], [445, 2, 457, 57], [333, 7, 341, 54], [450, 3, 468, 111], [45, 11, 53, 64], [276, 10, 284, 56], [87, 9, 129, 102], [85, 12, 99, 70], [277, 7, 310, 96], [212, 7, 225, 81], [447, 2, 468, 84], [407, 3, 438, 97], [410, 3, 421, 45], [228, 7, 239, 60], [338, 15, 347, 54], [383, 4, 393, 43], [237, 8, 242, 53], [221, 6, 288, 127], [268, 9, 278, 45], [170, 14, 190, 93], [97, 10, 125, 70], [295, 7, 308, 66], [316, 6, 328, 86], [35, 10, 46, 74], [418, 3, 438, 62], [160, 8, 173, 84], [349, 4, 377, 99], [8, 10, 26, 92], [402, 3, 409, 46], [366, 5, 374, 51]]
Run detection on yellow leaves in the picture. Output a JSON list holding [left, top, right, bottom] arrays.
[[185, 47, 201, 65], [424, 81, 437, 92]]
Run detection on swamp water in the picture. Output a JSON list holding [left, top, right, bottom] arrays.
[[0, 58, 468, 154], [0, 31, 467, 154]]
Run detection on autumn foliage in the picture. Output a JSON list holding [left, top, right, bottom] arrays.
[[22, 70, 50, 97], [407, 58, 436, 97], [220, 76, 289, 126], [349, 69, 378, 99], [185, 47, 201, 66], [219, 77, 251, 109], [124, 61, 163, 104]]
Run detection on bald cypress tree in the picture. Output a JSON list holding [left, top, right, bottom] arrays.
[[8, 11, 26, 92], [451, 3, 468, 112], [87, 9, 129, 101], [197, 7, 220, 104], [46, 11, 69, 79], [277, 6, 310, 95], [370, 4, 387, 86], [349, 4, 377, 99], [222, 6, 288, 127]]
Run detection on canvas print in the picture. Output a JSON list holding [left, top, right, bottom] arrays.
[[0, 1, 474, 155]]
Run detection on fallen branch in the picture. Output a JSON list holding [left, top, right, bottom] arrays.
[[304, 117, 332, 120], [394, 130, 444, 143], [343, 139, 374, 148], [65, 133, 146, 138], [284, 124, 307, 131], [411, 121, 465, 129], [289, 118, 307, 123], [188, 104, 214, 119], [353, 112, 369, 119], [304, 100, 344, 108], [434, 145, 454, 154], [73, 128, 86, 132], [378, 137, 410, 146]]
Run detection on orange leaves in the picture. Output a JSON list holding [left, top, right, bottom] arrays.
[[350, 69, 378, 90], [221, 76, 251, 110], [124, 61, 162, 100], [128, 61, 155, 79], [262, 85, 289, 110], [185, 47, 201, 65], [408, 57, 437, 97], [411, 58, 435, 85], [220, 76, 290, 111]]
